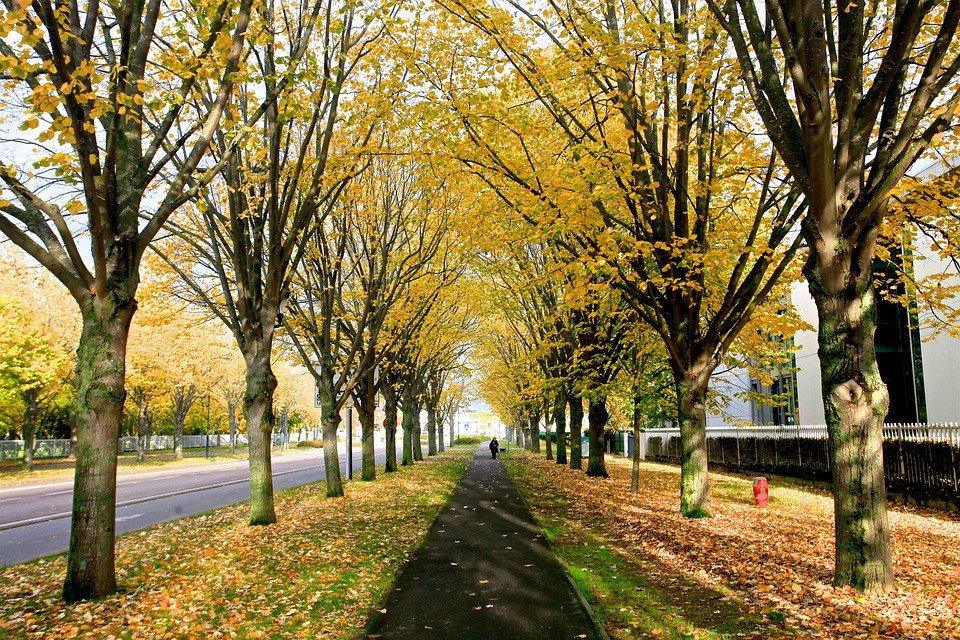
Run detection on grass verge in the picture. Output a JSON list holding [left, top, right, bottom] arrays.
[[0, 449, 471, 639], [505, 452, 960, 640]]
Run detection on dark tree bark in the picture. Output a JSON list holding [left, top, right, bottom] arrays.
[[356, 367, 378, 481], [401, 388, 418, 466], [631, 393, 642, 494], [21, 388, 39, 472], [708, 0, 960, 592], [426, 405, 438, 456], [413, 404, 424, 462], [568, 395, 584, 470], [586, 396, 609, 478], [171, 384, 198, 461], [314, 372, 344, 498], [63, 296, 136, 602], [554, 390, 568, 465], [676, 375, 710, 516], [383, 385, 399, 472], [543, 398, 553, 461], [245, 351, 279, 519], [529, 410, 541, 453]]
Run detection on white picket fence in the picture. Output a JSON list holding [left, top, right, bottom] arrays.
[[0, 431, 318, 461], [639, 422, 960, 448]]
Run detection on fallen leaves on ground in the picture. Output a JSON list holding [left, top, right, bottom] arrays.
[[508, 454, 960, 640], [0, 455, 469, 639]]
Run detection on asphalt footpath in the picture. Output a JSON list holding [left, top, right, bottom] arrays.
[[365, 447, 606, 640]]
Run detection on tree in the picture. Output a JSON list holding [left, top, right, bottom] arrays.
[[710, 0, 960, 593], [0, 296, 70, 469], [0, 0, 255, 600], [341, 156, 455, 479], [0, 251, 78, 464], [127, 277, 231, 459], [283, 174, 448, 494], [157, 0, 390, 519], [423, 0, 804, 517]]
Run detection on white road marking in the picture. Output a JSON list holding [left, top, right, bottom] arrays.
[[116, 514, 142, 523]]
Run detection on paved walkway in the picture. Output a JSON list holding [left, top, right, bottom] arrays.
[[365, 448, 605, 640]]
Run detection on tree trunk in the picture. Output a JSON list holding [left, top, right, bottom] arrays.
[[811, 269, 893, 593], [359, 403, 375, 481], [529, 411, 540, 453], [554, 391, 567, 465], [174, 419, 184, 460], [135, 388, 150, 463], [278, 405, 290, 451], [321, 405, 344, 498], [448, 413, 455, 448], [384, 387, 399, 472], [357, 370, 377, 481], [63, 296, 135, 603], [244, 352, 278, 525], [569, 395, 583, 470], [544, 400, 553, 461], [586, 397, 609, 478], [172, 385, 197, 461], [677, 376, 711, 518], [427, 405, 438, 456], [22, 388, 39, 471], [438, 417, 445, 452], [631, 393, 642, 494], [402, 423, 413, 465], [227, 399, 238, 455], [401, 390, 417, 466], [413, 404, 424, 461], [514, 423, 522, 447]]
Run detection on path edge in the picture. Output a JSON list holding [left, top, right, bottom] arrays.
[[502, 455, 612, 640], [359, 452, 474, 639]]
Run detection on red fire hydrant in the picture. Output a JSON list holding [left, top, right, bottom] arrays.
[[753, 477, 769, 507]]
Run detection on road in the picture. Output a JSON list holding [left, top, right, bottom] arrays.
[[0, 444, 394, 567]]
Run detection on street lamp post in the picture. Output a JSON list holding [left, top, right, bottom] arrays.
[[205, 395, 211, 458]]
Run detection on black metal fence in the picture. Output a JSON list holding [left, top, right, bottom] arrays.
[[642, 424, 960, 504]]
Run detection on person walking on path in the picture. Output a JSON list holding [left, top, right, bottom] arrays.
[[489, 437, 499, 459], [364, 448, 606, 640]]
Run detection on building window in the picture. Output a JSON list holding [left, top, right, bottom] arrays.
[[874, 254, 927, 424], [749, 356, 799, 426]]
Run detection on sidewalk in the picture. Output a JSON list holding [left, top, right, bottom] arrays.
[[365, 448, 606, 640]]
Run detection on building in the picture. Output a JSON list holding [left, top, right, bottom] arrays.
[[710, 158, 960, 428]]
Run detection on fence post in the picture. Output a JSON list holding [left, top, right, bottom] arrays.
[[897, 423, 906, 481], [736, 430, 741, 467], [950, 422, 959, 495]]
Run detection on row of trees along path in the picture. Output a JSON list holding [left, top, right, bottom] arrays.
[[366, 448, 603, 640], [1, 0, 958, 605]]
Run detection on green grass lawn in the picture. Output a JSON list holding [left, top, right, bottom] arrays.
[[0, 448, 472, 639], [505, 450, 960, 640]]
